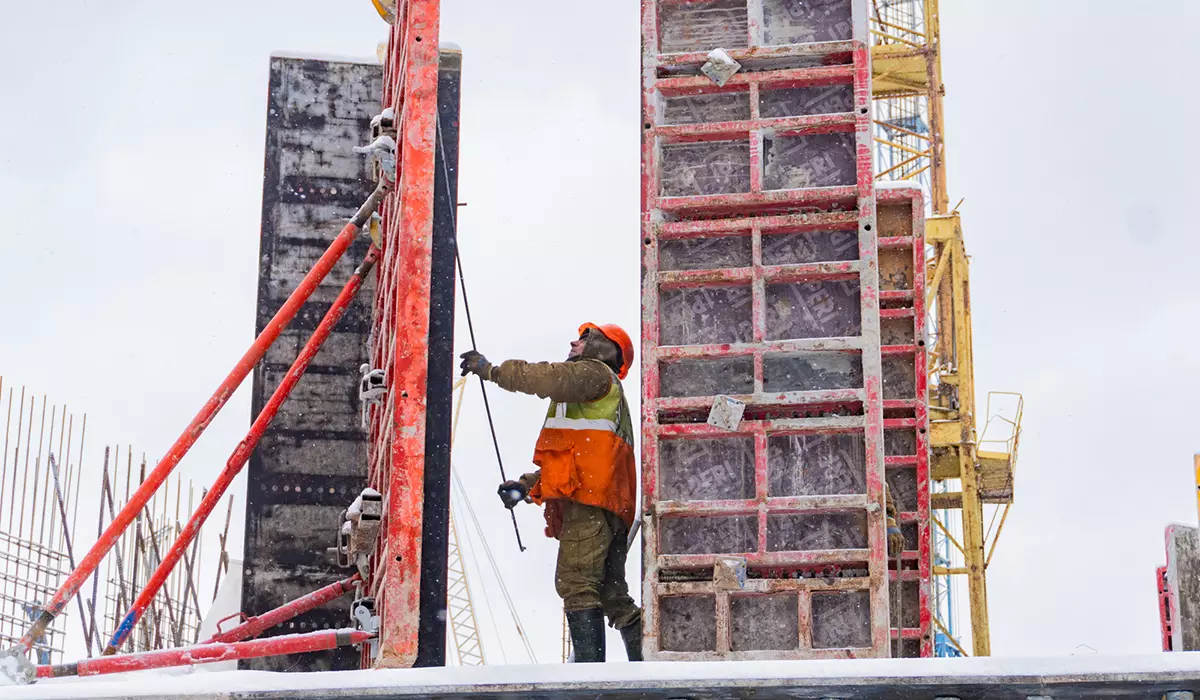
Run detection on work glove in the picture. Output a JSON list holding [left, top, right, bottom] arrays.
[[459, 350, 493, 380], [497, 480, 529, 509], [886, 517, 905, 559]]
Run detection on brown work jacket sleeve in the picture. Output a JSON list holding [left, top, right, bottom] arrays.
[[885, 484, 897, 520], [491, 358, 612, 404]]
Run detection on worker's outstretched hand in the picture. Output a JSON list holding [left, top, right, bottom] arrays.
[[497, 480, 529, 509], [459, 350, 492, 380], [886, 517, 905, 559]]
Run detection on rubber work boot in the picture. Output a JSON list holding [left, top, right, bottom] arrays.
[[619, 618, 643, 661], [566, 608, 606, 662]]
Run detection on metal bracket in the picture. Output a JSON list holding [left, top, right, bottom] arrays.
[[334, 488, 383, 579], [351, 597, 380, 660], [359, 364, 387, 428], [353, 134, 397, 183]]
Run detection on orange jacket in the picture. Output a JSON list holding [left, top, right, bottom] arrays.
[[493, 358, 637, 530]]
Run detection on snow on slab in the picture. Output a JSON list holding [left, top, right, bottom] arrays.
[[11, 654, 1200, 698], [876, 179, 925, 191], [270, 50, 380, 65]]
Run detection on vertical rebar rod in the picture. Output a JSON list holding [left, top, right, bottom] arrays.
[[180, 484, 203, 632], [86, 448, 110, 656], [1, 384, 12, 526], [212, 496, 234, 603], [48, 408, 67, 553], [69, 416, 86, 562], [138, 504, 180, 648], [10, 387, 26, 533], [47, 454, 90, 656]]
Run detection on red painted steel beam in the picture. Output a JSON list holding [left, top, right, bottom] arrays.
[[1158, 566, 1173, 652], [204, 575, 361, 645], [38, 630, 373, 679], [10, 183, 391, 658], [371, 0, 441, 669], [102, 249, 381, 655]]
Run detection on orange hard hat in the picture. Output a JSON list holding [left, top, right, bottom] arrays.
[[578, 322, 635, 380]]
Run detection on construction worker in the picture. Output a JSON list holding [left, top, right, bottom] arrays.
[[459, 323, 640, 663]]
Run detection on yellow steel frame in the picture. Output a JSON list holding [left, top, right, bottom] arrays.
[[870, 0, 1023, 657], [1194, 454, 1200, 523], [447, 377, 486, 665]]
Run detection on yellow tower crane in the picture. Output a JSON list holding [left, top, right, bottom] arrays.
[[869, 0, 1023, 657]]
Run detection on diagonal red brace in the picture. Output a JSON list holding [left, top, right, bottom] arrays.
[[204, 574, 360, 645], [10, 182, 391, 658], [38, 629, 374, 679], [103, 247, 381, 655]]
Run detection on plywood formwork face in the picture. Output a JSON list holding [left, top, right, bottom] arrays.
[[641, 0, 891, 660], [876, 185, 931, 657]]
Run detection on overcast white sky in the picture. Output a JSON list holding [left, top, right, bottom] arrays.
[[1, 0, 1199, 666]]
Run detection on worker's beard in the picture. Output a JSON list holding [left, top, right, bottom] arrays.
[[570, 335, 623, 375]]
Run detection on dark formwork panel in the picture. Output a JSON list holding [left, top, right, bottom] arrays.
[[414, 48, 461, 668], [244, 55, 382, 672]]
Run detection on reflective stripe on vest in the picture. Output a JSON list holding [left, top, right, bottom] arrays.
[[542, 400, 620, 434]]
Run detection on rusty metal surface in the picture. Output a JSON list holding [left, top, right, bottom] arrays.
[[641, 0, 889, 660], [365, 0, 442, 669], [876, 185, 930, 657]]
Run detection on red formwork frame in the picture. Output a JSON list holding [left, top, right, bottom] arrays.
[[877, 184, 931, 657], [639, 0, 887, 660], [1158, 566, 1174, 652], [364, 0, 441, 669]]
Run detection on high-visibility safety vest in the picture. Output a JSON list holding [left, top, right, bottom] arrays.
[[529, 365, 637, 527]]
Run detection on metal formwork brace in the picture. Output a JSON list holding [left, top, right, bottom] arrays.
[[203, 575, 361, 646], [877, 184, 932, 657], [101, 247, 382, 656], [0, 183, 391, 683], [640, 0, 887, 660], [37, 629, 373, 679], [363, 0, 442, 669]]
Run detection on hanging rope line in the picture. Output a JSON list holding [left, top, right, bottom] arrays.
[[437, 112, 524, 552]]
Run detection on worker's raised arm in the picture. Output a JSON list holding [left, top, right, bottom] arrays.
[[459, 350, 612, 403], [492, 358, 612, 403]]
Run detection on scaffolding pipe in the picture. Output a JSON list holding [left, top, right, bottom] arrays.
[[204, 575, 360, 645], [38, 629, 373, 679]]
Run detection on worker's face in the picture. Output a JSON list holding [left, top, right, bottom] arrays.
[[568, 330, 590, 360]]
